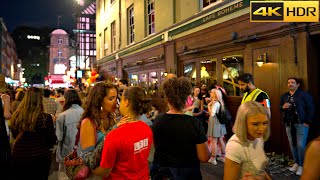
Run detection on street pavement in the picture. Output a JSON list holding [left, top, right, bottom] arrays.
[[200, 161, 300, 180], [49, 156, 300, 180]]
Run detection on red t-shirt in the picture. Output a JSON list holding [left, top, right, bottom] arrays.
[[100, 121, 153, 180]]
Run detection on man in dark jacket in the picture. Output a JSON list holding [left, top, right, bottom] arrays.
[[280, 77, 315, 176]]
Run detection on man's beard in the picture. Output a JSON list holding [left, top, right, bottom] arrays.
[[244, 86, 250, 93]]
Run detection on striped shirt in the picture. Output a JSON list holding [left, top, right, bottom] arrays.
[[12, 113, 57, 161]]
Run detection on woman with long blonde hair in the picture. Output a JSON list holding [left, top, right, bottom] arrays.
[[207, 88, 227, 165], [10, 87, 57, 179]]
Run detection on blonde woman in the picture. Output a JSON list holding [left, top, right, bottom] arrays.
[[224, 101, 271, 180], [207, 88, 227, 165]]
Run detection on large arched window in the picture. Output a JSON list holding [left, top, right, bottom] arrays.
[[222, 55, 243, 96]]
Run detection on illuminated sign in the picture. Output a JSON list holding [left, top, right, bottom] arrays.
[[27, 35, 41, 40], [54, 64, 67, 74], [250, 1, 319, 22]]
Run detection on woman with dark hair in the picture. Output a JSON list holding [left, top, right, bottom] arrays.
[[10, 87, 57, 179], [77, 82, 125, 179], [151, 77, 209, 180], [192, 86, 204, 119], [148, 103, 159, 121], [11, 90, 25, 113], [55, 89, 84, 178], [94, 86, 153, 179]]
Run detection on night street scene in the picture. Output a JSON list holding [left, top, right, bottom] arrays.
[[0, 0, 319, 179]]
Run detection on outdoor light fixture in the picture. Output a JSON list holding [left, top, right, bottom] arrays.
[[256, 53, 267, 67], [163, 67, 172, 77]]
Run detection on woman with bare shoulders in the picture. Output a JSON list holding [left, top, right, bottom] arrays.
[[301, 137, 320, 180]]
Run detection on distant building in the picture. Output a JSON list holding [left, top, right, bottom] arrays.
[[73, 0, 96, 72], [48, 29, 76, 88], [49, 29, 70, 75], [0, 17, 21, 85], [11, 26, 54, 85]]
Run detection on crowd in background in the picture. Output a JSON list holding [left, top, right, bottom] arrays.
[[0, 72, 319, 180]]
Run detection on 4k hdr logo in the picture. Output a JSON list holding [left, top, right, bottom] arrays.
[[250, 1, 319, 22]]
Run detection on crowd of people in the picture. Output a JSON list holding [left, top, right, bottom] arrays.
[[0, 72, 318, 180]]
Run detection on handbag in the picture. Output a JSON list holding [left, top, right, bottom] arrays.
[[64, 120, 97, 180], [216, 104, 232, 124]]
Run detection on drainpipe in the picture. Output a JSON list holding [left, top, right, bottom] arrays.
[[118, 0, 121, 50]]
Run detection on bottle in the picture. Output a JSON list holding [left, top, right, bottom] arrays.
[[287, 95, 294, 110]]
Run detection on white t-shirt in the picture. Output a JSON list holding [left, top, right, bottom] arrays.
[[210, 101, 220, 117], [225, 134, 268, 179]]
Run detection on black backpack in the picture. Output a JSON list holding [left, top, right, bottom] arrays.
[[216, 104, 232, 124]]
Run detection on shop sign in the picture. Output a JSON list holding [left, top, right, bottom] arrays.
[[169, 0, 248, 37]]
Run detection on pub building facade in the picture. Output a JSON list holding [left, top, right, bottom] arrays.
[[96, 0, 320, 154]]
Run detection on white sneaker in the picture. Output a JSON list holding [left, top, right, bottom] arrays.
[[217, 157, 225, 163], [208, 157, 217, 165], [288, 163, 299, 172], [296, 166, 303, 176]]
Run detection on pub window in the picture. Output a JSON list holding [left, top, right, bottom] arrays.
[[149, 71, 158, 96], [184, 62, 196, 85], [200, 58, 217, 86], [139, 73, 148, 93], [222, 55, 243, 96], [129, 74, 139, 86]]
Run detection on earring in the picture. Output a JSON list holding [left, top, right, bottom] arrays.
[[101, 106, 103, 111]]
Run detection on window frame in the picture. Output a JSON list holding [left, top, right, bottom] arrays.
[[201, 0, 223, 10], [104, 27, 108, 56], [146, 0, 155, 35], [111, 21, 116, 52], [57, 37, 63, 44], [127, 5, 135, 44], [57, 49, 62, 57]]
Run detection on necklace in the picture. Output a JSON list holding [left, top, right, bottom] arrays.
[[167, 109, 184, 114]]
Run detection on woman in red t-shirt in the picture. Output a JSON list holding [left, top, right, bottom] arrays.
[[94, 86, 153, 180]]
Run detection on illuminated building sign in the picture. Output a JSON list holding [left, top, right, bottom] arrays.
[[54, 64, 67, 74], [27, 35, 41, 40]]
